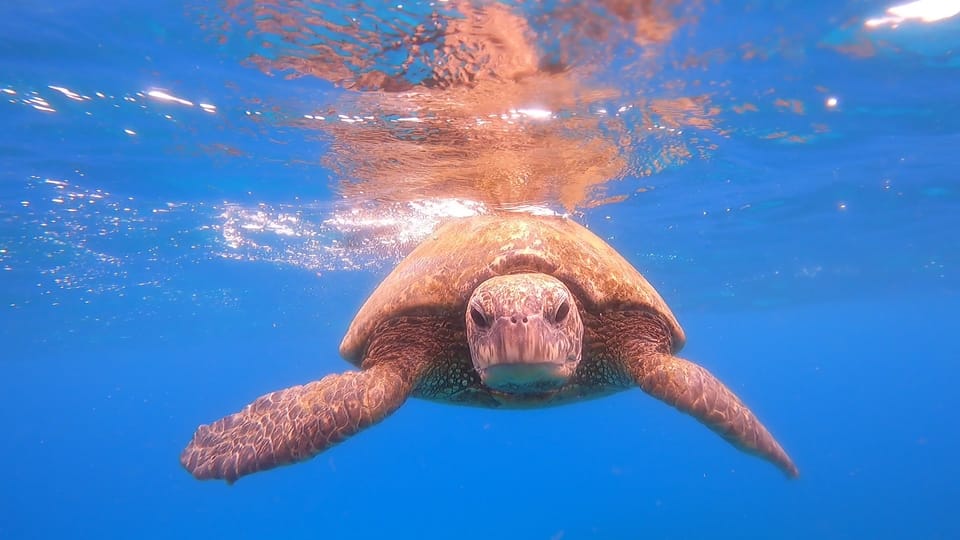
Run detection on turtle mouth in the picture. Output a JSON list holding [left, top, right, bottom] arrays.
[[479, 362, 574, 393], [469, 315, 580, 393]]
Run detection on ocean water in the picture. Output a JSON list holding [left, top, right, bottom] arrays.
[[1, 1, 958, 539]]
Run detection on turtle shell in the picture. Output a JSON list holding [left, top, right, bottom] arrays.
[[339, 213, 685, 365]]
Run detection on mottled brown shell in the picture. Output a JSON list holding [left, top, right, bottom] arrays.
[[339, 213, 685, 365]]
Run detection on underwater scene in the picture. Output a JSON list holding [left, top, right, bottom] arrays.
[[1, 1, 958, 539]]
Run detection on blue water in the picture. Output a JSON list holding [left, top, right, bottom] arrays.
[[2, 1, 959, 539]]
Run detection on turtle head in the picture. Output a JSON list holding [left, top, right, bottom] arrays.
[[466, 273, 583, 394]]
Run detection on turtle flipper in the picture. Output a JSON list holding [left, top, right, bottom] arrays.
[[181, 363, 415, 483], [626, 351, 799, 478]]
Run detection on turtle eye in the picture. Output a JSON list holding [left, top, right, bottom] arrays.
[[554, 300, 570, 323], [470, 306, 490, 328]]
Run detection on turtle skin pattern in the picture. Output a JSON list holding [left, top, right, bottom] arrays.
[[181, 363, 414, 483]]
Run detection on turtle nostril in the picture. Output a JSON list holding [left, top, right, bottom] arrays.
[[471, 307, 489, 328], [522, 316, 528, 323], [510, 316, 518, 324]]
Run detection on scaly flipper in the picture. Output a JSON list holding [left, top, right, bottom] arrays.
[[181, 361, 419, 483], [625, 348, 798, 478]]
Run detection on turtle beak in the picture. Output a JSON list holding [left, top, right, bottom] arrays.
[[473, 313, 580, 392]]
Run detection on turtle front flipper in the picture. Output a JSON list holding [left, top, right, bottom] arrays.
[[624, 348, 799, 478], [181, 362, 417, 483]]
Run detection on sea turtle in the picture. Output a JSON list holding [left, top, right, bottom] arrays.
[[181, 213, 798, 482]]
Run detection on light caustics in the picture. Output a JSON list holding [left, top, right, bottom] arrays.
[[147, 89, 217, 113], [217, 197, 495, 272], [2, 83, 220, 131], [865, 0, 960, 28], [216, 197, 571, 274]]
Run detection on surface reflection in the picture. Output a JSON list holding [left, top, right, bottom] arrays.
[[865, 0, 960, 28], [208, 0, 716, 211]]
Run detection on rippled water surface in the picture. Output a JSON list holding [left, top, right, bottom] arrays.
[[1, 1, 958, 539]]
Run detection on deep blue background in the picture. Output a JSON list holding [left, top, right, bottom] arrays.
[[2, 1, 959, 539]]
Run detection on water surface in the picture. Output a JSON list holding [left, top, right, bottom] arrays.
[[1, 1, 958, 539]]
